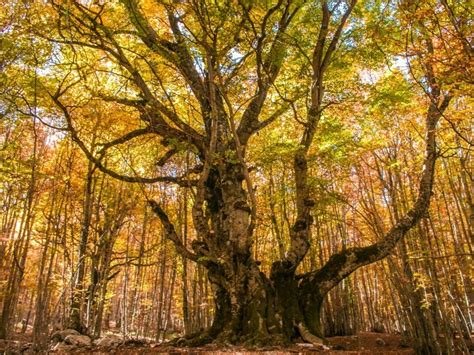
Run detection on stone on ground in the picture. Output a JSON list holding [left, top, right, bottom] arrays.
[[64, 334, 92, 346], [50, 329, 80, 342]]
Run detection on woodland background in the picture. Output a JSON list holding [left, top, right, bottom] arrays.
[[0, 0, 472, 354]]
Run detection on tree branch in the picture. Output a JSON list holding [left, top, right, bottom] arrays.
[[120, 0, 209, 108], [237, 0, 301, 146], [51, 1, 205, 153], [148, 200, 199, 262], [50, 93, 195, 187], [97, 127, 153, 153], [283, 0, 357, 270], [299, 93, 451, 296]]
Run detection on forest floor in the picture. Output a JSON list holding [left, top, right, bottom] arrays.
[[0, 332, 420, 354], [2, 331, 473, 354]]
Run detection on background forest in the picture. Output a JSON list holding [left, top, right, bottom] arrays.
[[0, 0, 472, 354]]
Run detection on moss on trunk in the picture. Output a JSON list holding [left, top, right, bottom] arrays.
[[173, 258, 328, 347]]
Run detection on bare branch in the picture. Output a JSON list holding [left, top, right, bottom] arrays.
[[50, 93, 195, 187], [300, 91, 451, 296], [148, 200, 199, 262]]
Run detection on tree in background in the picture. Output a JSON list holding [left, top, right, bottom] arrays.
[[0, 0, 471, 349]]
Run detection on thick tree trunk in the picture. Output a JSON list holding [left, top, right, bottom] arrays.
[[179, 259, 328, 346], [167, 96, 446, 346], [153, 69, 448, 346], [168, 161, 327, 346]]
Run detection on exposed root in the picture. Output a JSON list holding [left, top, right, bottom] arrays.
[[169, 329, 290, 349], [296, 322, 326, 346], [168, 330, 214, 347], [241, 333, 290, 347]]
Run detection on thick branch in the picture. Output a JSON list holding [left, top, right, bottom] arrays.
[[284, 0, 357, 270], [237, 1, 301, 146], [51, 94, 195, 187], [148, 200, 199, 262], [51, 1, 205, 152], [300, 94, 451, 296], [120, 0, 208, 108]]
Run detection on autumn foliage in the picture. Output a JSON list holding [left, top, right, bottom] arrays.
[[0, 0, 472, 353]]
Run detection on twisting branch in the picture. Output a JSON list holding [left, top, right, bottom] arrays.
[[50, 1, 205, 153], [50, 92, 195, 187], [283, 0, 357, 269], [148, 200, 199, 262], [120, 0, 208, 108], [237, 0, 302, 146], [300, 88, 451, 297]]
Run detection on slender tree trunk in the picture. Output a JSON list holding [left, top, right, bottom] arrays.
[[68, 160, 95, 333], [0, 114, 39, 339]]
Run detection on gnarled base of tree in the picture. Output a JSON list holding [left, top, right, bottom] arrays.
[[170, 324, 325, 348], [170, 260, 327, 348], [171, 328, 315, 348]]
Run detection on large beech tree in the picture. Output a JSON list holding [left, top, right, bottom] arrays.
[[21, 0, 458, 345]]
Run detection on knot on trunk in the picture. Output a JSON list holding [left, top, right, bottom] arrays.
[[295, 155, 307, 169], [292, 219, 307, 233], [270, 260, 295, 277], [192, 240, 210, 256], [233, 200, 251, 213]]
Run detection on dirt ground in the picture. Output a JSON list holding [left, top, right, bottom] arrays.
[[148, 332, 416, 354], [1, 331, 473, 354], [0, 332, 418, 354]]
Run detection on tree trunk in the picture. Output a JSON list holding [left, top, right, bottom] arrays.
[[180, 253, 329, 346], [165, 163, 328, 346], [164, 94, 446, 344], [68, 161, 95, 334]]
